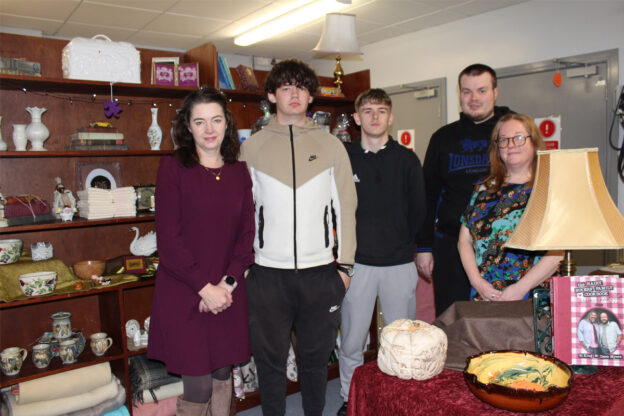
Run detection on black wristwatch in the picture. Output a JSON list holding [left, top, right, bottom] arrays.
[[336, 264, 354, 278], [224, 275, 236, 286]]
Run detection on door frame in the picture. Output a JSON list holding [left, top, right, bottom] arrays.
[[384, 77, 448, 126], [495, 49, 620, 198]]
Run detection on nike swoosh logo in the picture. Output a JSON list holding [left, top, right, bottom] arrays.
[[309, 155, 317, 161], [329, 305, 340, 313]]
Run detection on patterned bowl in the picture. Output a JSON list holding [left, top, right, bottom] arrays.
[[0, 239, 22, 265], [464, 350, 573, 412], [18, 271, 57, 296]]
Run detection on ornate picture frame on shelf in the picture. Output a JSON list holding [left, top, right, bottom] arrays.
[[151, 57, 180, 85], [177, 63, 199, 87], [135, 185, 155, 212], [76, 162, 122, 191]]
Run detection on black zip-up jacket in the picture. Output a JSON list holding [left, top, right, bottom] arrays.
[[346, 137, 426, 266], [416, 106, 513, 251]]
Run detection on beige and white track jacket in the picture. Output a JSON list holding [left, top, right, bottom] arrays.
[[240, 117, 357, 270]]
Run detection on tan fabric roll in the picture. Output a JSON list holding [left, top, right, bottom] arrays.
[[16, 362, 111, 404]]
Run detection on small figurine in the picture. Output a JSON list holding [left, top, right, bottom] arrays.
[[53, 177, 77, 220], [251, 100, 271, 134], [129, 226, 157, 256], [333, 113, 351, 143]]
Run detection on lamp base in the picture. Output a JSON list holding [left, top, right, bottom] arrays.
[[560, 250, 576, 276], [333, 54, 344, 92]]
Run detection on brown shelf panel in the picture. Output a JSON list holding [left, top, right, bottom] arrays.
[[220, 88, 353, 105], [0, 279, 155, 309], [0, 74, 196, 98], [0, 150, 173, 158], [0, 214, 155, 234], [0, 347, 125, 388]]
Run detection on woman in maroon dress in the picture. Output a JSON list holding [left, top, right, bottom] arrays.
[[147, 87, 255, 415]]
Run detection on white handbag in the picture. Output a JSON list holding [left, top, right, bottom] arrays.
[[62, 34, 141, 83]]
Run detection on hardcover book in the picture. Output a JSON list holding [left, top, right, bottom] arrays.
[[235, 65, 259, 91], [71, 132, 124, 141], [218, 56, 234, 90], [551, 275, 623, 366]]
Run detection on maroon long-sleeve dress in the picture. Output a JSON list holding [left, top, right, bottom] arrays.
[[147, 156, 255, 375]]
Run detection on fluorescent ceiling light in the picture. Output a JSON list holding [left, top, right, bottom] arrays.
[[234, 0, 349, 47]]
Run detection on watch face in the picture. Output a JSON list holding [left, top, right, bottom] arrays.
[[225, 275, 236, 286]]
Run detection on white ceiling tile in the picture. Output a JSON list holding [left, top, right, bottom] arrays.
[[396, 9, 465, 32], [169, 0, 270, 20], [69, 2, 160, 30], [351, 0, 436, 25], [144, 13, 226, 36], [55, 22, 137, 41], [451, 0, 528, 17], [357, 25, 409, 45], [86, 0, 179, 13], [0, 14, 64, 35], [128, 30, 204, 51], [0, 0, 80, 20]]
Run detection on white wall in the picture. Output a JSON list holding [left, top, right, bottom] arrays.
[[310, 0, 624, 210]]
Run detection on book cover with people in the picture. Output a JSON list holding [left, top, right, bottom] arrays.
[[552, 275, 623, 366]]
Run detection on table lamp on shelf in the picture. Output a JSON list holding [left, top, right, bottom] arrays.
[[313, 13, 362, 93], [505, 148, 624, 275]]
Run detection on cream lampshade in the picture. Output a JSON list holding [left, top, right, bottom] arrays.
[[505, 148, 624, 275], [313, 13, 362, 92]]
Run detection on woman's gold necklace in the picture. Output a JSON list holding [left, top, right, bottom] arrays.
[[203, 165, 223, 180]]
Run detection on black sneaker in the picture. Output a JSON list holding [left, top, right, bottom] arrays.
[[337, 401, 348, 416]]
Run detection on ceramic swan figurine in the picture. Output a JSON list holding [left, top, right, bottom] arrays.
[[129, 227, 157, 256]]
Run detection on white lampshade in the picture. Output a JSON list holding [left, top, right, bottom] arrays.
[[313, 13, 362, 55], [505, 148, 624, 250]]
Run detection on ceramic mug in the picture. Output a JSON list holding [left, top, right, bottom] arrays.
[[32, 343, 52, 369], [1, 347, 28, 376], [90, 332, 113, 356], [58, 339, 79, 364]]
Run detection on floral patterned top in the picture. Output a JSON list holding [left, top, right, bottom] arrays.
[[461, 181, 545, 301]]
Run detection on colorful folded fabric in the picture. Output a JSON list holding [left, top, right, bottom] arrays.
[[129, 355, 181, 403], [130, 396, 177, 416], [66, 379, 126, 416], [140, 381, 182, 404]]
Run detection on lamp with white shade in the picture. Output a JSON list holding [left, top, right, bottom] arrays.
[[313, 13, 362, 92]]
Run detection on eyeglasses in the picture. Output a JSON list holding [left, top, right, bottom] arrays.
[[497, 134, 530, 148]]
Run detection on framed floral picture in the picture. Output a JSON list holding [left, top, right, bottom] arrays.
[[152, 62, 176, 86], [178, 63, 199, 87]]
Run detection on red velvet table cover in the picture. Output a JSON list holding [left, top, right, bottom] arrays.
[[348, 361, 624, 416]]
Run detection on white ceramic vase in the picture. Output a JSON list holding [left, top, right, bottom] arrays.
[[0, 116, 7, 151], [26, 106, 49, 151], [147, 108, 162, 150], [12, 124, 27, 151]]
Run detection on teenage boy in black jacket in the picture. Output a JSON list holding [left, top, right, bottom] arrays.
[[336, 88, 426, 416], [415, 63, 513, 317]]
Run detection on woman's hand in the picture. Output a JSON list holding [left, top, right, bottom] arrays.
[[198, 283, 233, 314], [499, 281, 528, 301], [472, 278, 501, 301]]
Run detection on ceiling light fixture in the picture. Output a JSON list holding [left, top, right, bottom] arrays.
[[234, 0, 350, 47]]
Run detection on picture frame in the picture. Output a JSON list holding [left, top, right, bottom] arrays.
[[152, 62, 176, 86], [178, 62, 199, 87], [76, 162, 122, 191], [135, 185, 155, 212], [151, 57, 180, 84], [123, 255, 147, 275]]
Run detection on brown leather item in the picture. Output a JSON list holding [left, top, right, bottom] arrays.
[[433, 300, 536, 371]]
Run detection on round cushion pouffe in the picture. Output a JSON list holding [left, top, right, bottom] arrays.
[[378, 319, 448, 380]]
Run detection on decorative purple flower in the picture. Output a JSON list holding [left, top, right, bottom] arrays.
[[104, 100, 123, 118]]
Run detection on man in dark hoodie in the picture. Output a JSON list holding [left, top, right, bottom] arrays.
[[336, 88, 426, 416], [415, 63, 513, 317]]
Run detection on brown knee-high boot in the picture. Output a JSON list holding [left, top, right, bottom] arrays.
[[210, 375, 232, 416], [176, 395, 211, 416]]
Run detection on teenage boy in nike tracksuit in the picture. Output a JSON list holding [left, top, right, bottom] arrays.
[[240, 59, 357, 416]]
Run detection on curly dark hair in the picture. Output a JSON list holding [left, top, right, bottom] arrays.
[[264, 58, 319, 95], [173, 87, 239, 167]]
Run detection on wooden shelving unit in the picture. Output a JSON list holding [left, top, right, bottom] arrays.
[[0, 31, 372, 413]]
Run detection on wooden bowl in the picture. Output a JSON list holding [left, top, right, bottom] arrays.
[[72, 260, 106, 280], [464, 350, 573, 412]]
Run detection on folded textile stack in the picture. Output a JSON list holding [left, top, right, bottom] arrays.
[[111, 187, 137, 217], [129, 355, 181, 405], [0, 362, 128, 416], [77, 188, 114, 219]]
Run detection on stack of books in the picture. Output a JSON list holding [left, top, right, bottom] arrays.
[[68, 126, 127, 151], [111, 187, 137, 217], [0, 57, 41, 76]]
